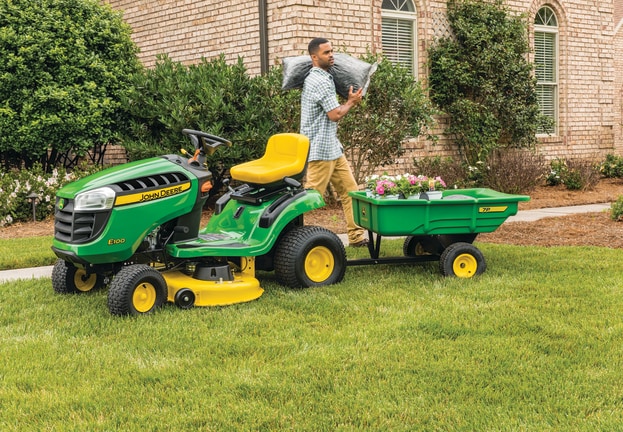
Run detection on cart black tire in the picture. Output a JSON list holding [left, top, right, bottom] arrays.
[[174, 288, 196, 309], [274, 226, 346, 288], [51, 259, 104, 294], [403, 236, 440, 256], [439, 242, 486, 278], [107, 264, 167, 316]]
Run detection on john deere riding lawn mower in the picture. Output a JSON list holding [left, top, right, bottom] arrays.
[[51, 129, 347, 315]]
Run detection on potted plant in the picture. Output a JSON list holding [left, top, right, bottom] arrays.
[[420, 176, 446, 200]]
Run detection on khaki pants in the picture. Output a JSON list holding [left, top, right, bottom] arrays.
[[305, 155, 366, 244]]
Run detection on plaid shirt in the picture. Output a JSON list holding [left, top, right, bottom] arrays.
[[300, 67, 342, 161]]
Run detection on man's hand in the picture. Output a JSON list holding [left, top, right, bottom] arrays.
[[348, 86, 363, 105], [327, 86, 363, 122]]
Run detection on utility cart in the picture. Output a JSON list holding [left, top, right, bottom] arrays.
[[348, 189, 530, 277]]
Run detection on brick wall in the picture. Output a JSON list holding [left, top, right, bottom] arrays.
[[104, 0, 619, 172]]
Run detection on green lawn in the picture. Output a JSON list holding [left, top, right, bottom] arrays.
[[1, 240, 623, 430], [0, 235, 55, 270]]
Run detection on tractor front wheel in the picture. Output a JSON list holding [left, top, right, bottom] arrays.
[[274, 226, 346, 288], [439, 242, 486, 278], [107, 264, 167, 316], [52, 259, 104, 294]]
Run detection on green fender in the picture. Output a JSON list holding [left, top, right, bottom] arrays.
[[168, 189, 325, 258]]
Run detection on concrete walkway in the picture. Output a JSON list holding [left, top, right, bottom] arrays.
[[0, 203, 611, 283]]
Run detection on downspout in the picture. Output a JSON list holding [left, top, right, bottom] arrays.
[[259, 0, 269, 74]]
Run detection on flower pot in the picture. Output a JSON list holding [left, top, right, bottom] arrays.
[[420, 191, 443, 200]]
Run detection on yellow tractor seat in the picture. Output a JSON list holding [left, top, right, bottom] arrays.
[[230, 133, 310, 186]]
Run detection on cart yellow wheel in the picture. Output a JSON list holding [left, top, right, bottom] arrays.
[[274, 226, 346, 288], [403, 236, 441, 256], [439, 242, 486, 278]]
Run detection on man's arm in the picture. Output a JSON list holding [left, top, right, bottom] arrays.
[[327, 86, 363, 122]]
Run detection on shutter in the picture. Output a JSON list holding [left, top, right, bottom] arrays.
[[382, 17, 414, 73], [534, 31, 556, 83], [534, 30, 557, 133]]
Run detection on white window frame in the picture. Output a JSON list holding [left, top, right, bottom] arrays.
[[381, 0, 417, 76], [534, 7, 559, 136]]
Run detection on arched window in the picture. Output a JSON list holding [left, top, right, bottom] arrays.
[[534, 6, 558, 135], [381, 0, 417, 75]]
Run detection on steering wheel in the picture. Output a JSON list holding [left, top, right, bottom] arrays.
[[182, 129, 232, 155]]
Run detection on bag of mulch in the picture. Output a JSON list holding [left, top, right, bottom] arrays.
[[281, 53, 377, 98]]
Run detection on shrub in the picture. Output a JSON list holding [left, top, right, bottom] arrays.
[[0, 0, 142, 171], [546, 158, 566, 186], [482, 148, 545, 194], [0, 164, 100, 226], [564, 159, 601, 191], [546, 158, 600, 191], [412, 156, 468, 189], [428, 0, 550, 165], [122, 55, 288, 169], [600, 154, 623, 178], [610, 195, 623, 221]]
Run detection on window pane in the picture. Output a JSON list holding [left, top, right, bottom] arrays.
[[382, 0, 415, 12], [382, 17, 413, 73], [537, 84, 556, 133], [534, 32, 556, 82]]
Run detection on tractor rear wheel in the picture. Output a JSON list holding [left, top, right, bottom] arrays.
[[274, 226, 346, 288], [439, 242, 486, 278], [52, 259, 104, 294], [107, 264, 167, 316]]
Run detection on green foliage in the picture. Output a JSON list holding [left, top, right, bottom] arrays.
[[610, 195, 623, 221], [0, 0, 142, 171], [340, 54, 438, 183], [428, 0, 549, 165], [122, 55, 297, 169], [546, 158, 601, 191], [600, 153, 623, 178], [122, 53, 436, 182], [546, 158, 566, 186], [0, 163, 100, 226], [412, 156, 468, 189]]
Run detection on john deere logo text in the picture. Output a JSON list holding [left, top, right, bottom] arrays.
[[115, 182, 191, 206]]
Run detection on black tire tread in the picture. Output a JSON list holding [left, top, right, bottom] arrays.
[[439, 242, 486, 277], [107, 264, 167, 316], [273, 225, 346, 288]]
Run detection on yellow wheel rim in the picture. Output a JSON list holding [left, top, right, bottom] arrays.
[[132, 282, 157, 313], [74, 270, 97, 292], [305, 246, 335, 283], [452, 253, 478, 278], [414, 242, 429, 256]]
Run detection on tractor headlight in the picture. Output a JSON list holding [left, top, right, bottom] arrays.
[[74, 187, 116, 211]]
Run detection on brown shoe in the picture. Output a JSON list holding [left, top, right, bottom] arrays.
[[349, 239, 369, 248]]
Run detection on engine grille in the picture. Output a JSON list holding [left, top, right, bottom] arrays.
[[54, 198, 111, 244]]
